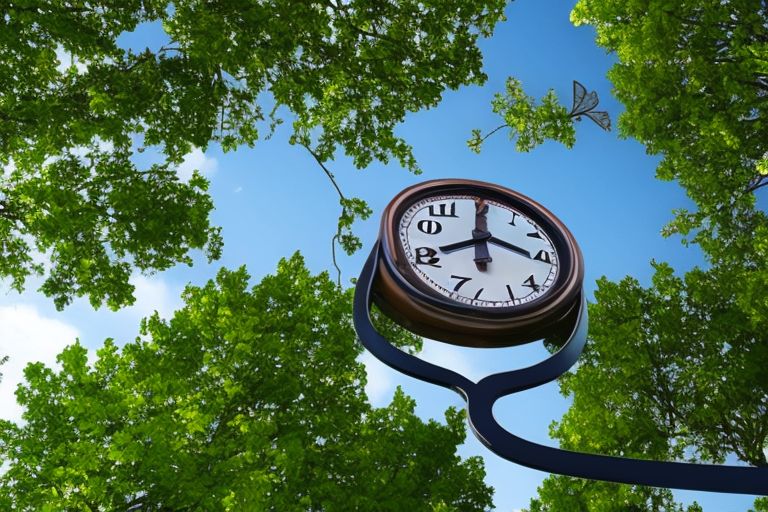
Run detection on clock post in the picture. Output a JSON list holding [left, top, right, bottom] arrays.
[[353, 178, 768, 495]]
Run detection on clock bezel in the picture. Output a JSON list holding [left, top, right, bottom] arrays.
[[373, 178, 584, 347]]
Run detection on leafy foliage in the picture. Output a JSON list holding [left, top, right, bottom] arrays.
[[525, 2, 768, 509], [0, 254, 492, 511], [559, 265, 768, 468], [571, 0, 768, 243], [468, 78, 576, 153], [526, 476, 702, 512], [1, 0, 507, 308], [530, 262, 767, 510]]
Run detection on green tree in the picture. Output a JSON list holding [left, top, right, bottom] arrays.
[[516, 1, 768, 510], [0, 254, 493, 511], [1, 0, 507, 309], [571, 0, 768, 248], [526, 477, 703, 512], [529, 261, 767, 510], [467, 78, 577, 153]]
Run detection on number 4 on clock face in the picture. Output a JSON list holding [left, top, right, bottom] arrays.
[[400, 195, 558, 307], [376, 178, 584, 347]]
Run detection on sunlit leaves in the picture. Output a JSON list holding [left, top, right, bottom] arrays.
[[1, 0, 508, 307], [2, 141, 221, 310], [337, 197, 373, 256], [526, 3, 768, 509], [530, 261, 768, 510], [571, 0, 768, 240], [469, 78, 576, 153], [0, 255, 491, 510]]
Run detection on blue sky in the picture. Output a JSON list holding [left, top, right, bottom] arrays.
[[0, 1, 761, 510]]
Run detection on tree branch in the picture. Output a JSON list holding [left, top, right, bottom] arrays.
[[331, 233, 342, 287], [747, 175, 768, 193], [482, 123, 511, 142], [322, 0, 397, 45], [302, 143, 346, 201], [301, 143, 346, 286]]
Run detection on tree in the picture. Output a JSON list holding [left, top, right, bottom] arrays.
[[1, 0, 508, 309], [569, 0, 768, 250], [526, 477, 703, 512], [528, 260, 767, 510], [463, 1, 768, 508], [0, 253, 493, 511], [507, 1, 768, 510]]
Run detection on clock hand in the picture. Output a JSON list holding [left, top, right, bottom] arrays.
[[488, 237, 532, 259], [473, 229, 492, 269], [474, 199, 492, 271], [438, 231, 491, 253]]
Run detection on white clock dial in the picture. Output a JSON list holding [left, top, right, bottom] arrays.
[[398, 195, 559, 308]]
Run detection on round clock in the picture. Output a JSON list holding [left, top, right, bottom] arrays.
[[373, 178, 584, 347]]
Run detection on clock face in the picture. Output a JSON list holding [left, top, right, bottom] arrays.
[[398, 194, 558, 308], [374, 179, 583, 347]]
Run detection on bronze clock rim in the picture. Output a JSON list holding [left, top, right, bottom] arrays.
[[373, 178, 584, 347]]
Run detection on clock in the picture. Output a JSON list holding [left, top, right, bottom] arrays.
[[373, 179, 584, 347]]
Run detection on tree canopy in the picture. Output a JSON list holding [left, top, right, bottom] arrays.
[[0, 254, 493, 511], [504, 1, 768, 510], [1, 0, 507, 309]]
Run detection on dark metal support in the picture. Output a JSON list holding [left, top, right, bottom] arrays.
[[353, 242, 768, 495]]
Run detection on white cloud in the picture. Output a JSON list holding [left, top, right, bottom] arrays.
[[0, 305, 80, 423], [417, 340, 481, 382], [360, 351, 396, 406], [177, 148, 218, 183], [127, 273, 181, 321]]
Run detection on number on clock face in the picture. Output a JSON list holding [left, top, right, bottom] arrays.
[[398, 195, 558, 308]]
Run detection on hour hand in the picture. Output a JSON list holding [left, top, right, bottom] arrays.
[[488, 237, 531, 259], [472, 229, 492, 271], [438, 231, 491, 253]]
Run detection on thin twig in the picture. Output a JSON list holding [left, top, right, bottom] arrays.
[[302, 144, 346, 201], [477, 123, 510, 147], [747, 176, 768, 193], [331, 234, 342, 287], [302, 143, 346, 286]]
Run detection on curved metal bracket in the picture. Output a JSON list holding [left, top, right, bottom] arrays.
[[353, 242, 768, 495]]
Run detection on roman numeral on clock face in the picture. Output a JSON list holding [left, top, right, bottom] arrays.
[[417, 219, 442, 234], [415, 247, 441, 267], [533, 250, 552, 263], [522, 274, 540, 292], [428, 202, 458, 217]]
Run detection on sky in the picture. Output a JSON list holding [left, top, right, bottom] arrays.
[[0, 1, 763, 511]]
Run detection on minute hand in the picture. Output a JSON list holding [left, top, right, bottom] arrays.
[[488, 237, 532, 259], [438, 231, 492, 253]]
